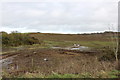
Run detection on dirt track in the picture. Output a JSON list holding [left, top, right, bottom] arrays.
[[2, 48, 116, 77]]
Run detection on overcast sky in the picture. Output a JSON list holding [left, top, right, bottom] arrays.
[[1, 0, 119, 34]]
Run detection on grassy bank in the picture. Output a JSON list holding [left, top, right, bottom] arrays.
[[3, 70, 120, 78]]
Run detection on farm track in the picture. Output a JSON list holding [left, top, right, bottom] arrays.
[[0, 52, 20, 60], [0, 48, 98, 60]]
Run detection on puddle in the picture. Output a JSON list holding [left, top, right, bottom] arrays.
[[0, 55, 17, 69], [52, 46, 90, 51]]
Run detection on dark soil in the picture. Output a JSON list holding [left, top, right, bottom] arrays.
[[2, 48, 116, 77]]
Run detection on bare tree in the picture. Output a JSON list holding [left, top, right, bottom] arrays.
[[108, 24, 119, 64]]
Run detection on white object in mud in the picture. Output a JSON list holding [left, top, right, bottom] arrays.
[[44, 58, 48, 61], [73, 44, 80, 47], [33, 52, 37, 53]]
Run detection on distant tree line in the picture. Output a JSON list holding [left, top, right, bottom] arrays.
[[2, 31, 40, 47]]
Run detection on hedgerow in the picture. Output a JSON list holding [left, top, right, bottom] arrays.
[[2, 31, 40, 47]]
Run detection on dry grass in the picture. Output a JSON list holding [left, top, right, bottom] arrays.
[[2, 48, 117, 78]]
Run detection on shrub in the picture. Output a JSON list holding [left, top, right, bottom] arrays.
[[2, 31, 40, 47], [98, 47, 116, 61]]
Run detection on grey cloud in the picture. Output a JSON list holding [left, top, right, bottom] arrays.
[[1, 1, 118, 33]]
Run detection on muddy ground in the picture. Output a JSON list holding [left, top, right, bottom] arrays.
[[1, 48, 116, 77]]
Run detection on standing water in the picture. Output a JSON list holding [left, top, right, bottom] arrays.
[[52, 46, 90, 51]]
